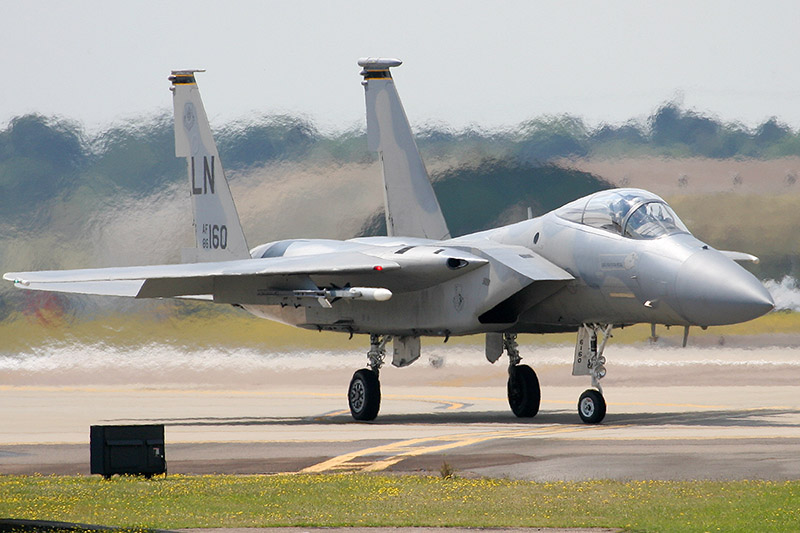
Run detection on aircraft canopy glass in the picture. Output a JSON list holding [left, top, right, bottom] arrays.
[[555, 188, 689, 239]]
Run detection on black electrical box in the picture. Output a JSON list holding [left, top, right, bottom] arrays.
[[90, 424, 166, 478]]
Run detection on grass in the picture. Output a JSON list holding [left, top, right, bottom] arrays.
[[0, 474, 798, 532], [2, 306, 798, 354]]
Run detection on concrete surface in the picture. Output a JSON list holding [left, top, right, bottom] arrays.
[[1, 344, 799, 481]]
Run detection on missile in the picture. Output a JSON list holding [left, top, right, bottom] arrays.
[[261, 287, 393, 307], [326, 287, 392, 301]]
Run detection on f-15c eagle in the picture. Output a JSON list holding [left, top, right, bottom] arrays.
[[4, 59, 774, 424]]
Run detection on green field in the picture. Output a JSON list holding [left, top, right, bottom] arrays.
[[0, 474, 798, 532], [2, 306, 798, 354]]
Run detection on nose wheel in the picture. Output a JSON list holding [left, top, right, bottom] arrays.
[[578, 389, 606, 424]]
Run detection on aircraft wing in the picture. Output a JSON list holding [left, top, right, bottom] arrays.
[[3, 252, 402, 299], [3, 247, 494, 305]]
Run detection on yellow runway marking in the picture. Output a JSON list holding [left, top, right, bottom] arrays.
[[301, 424, 601, 474], [314, 409, 351, 421]]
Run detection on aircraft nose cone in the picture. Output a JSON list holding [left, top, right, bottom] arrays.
[[675, 250, 774, 326]]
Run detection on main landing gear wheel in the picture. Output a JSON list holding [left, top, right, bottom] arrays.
[[507, 364, 541, 417], [578, 389, 606, 424], [348, 368, 381, 421]]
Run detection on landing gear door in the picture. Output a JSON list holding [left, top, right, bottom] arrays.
[[485, 333, 503, 364], [572, 327, 592, 376], [392, 336, 421, 368]]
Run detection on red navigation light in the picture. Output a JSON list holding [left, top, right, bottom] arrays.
[[373, 265, 383, 271]]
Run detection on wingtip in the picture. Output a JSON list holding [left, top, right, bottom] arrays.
[[3, 273, 29, 286]]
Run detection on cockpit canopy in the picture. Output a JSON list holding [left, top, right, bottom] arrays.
[[555, 188, 689, 239]]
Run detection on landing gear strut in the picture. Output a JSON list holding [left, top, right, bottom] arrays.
[[348, 334, 389, 421], [503, 333, 541, 418]]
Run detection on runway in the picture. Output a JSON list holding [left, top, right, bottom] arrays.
[[1, 343, 799, 480]]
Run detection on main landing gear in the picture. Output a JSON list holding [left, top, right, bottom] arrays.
[[348, 334, 388, 421], [346, 328, 612, 424], [503, 333, 541, 418]]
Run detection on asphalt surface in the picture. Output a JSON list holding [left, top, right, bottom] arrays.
[[1, 344, 800, 480]]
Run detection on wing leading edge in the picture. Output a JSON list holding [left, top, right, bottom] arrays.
[[4, 252, 400, 299]]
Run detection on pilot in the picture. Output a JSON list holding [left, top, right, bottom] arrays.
[[609, 197, 628, 234], [625, 204, 649, 238]]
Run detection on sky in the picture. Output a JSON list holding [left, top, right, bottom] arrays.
[[3, 0, 800, 133]]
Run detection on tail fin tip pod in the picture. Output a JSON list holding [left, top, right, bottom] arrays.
[[170, 70, 250, 263], [359, 58, 451, 241]]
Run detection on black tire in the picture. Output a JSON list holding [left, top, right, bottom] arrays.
[[578, 389, 606, 424], [348, 368, 381, 421], [507, 364, 541, 417]]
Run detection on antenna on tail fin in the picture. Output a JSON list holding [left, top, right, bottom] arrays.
[[359, 58, 451, 240], [170, 70, 250, 262]]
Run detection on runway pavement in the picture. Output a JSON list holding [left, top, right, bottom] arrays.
[[1, 343, 799, 480]]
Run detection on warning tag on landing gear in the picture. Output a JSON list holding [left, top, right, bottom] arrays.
[[572, 328, 592, 376]]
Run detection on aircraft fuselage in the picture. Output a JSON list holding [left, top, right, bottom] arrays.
[[241, 192, 773, 337]]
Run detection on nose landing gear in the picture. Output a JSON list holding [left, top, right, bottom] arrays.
[[573, 324, 612, 424]]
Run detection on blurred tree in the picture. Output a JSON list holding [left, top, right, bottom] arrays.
[[359, 157, 610, 238], [217, 115, 318, 169], [87, 114, 182, 194], [514, 115, 589, 162], [0, 114, 87, 218], [755, 117, 791, 146]]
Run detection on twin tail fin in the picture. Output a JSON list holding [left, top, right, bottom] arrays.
[[359, 58, 451, 241], [170, 70, 250, 262]]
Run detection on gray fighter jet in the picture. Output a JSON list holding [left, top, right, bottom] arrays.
[[4, 59, 774, 424]]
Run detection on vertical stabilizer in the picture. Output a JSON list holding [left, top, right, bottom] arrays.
[[170, 70, 250, 262], [359, 58, 450, 240]]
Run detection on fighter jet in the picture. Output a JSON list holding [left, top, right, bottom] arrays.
[[4, 59, 774, 424]]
